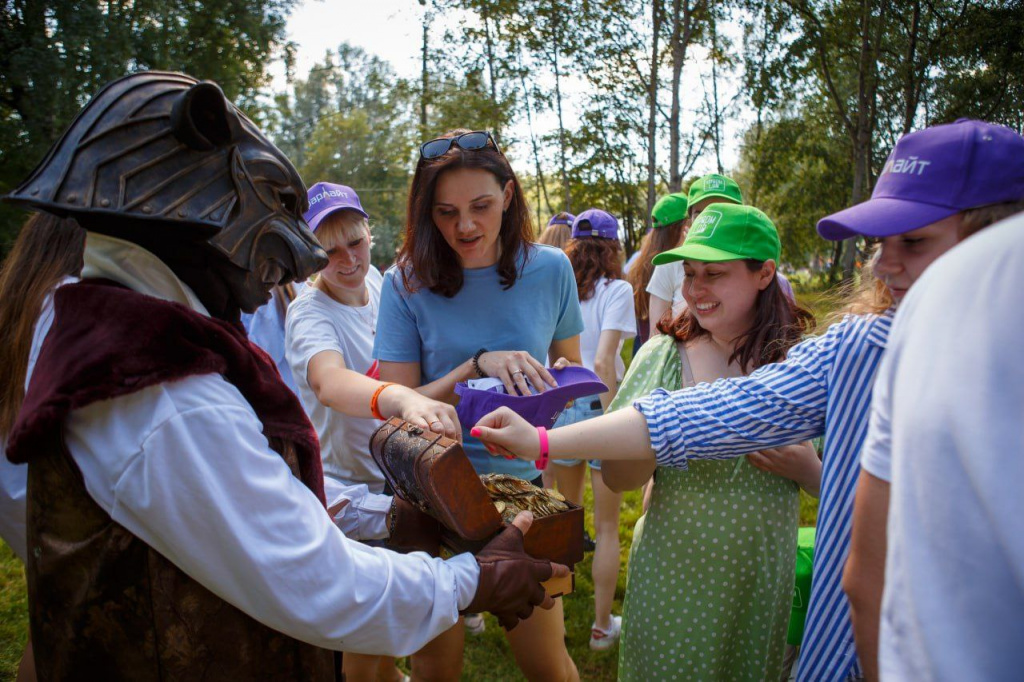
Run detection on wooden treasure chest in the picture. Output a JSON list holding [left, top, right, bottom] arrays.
[[369, 418, 583, 596]]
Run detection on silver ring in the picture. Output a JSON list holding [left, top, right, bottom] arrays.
[[511, 369, 525, 377]]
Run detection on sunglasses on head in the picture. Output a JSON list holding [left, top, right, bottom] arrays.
[[420, 131, 502, 160]]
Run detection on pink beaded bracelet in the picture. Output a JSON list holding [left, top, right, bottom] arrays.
[[535, 426, 549, 471]]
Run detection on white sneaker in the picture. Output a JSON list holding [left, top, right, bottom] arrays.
[[589, 614, 622, 651], [464, 613, 486, 635]]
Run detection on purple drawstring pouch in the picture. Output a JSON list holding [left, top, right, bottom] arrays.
[[455, 366, 608, 429]]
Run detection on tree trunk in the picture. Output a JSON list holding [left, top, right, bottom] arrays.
[[421, 20, 429, 135], [709, 6, 723, 174], [481, 1, 500, 139], [668, 0, 700, 192], [749, 5, 771, 205], [552, 44, 571, 212], [518, 51, 552, 221], [901, 0, 921, 134], [842, 0, 881, 280], [646, 0, 662, 228]]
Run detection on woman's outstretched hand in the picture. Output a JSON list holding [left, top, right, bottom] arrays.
[[477, 350, 557, 397], [379, 384, 462, 441], [471, 407, 540, 461]]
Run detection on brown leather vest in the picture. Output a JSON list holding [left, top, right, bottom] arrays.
[[7, 281, 336, 681]]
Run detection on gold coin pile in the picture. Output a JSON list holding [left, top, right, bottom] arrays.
[[480, 473, 571, 524]]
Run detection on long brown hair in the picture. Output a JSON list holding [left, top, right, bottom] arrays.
[[626, 220, 687, 321], [658, 260, 815, 372], [565, 238, 623, 302], [398, 129, 534, 297], [0, 213, 86, 434]]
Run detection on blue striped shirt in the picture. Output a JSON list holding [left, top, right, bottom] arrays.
[[634, 311, 893, 682]]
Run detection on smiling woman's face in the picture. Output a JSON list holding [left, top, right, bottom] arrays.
[[431, 167, 513, 269], [315, 212, 371, 297], [682, 259, 774, 343]]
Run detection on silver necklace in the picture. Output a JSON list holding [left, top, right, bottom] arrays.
[[355, 294, 377, 336]]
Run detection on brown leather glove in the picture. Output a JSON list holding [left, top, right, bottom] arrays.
[[463, 516, 556, 630], [387, 497, 442, 557]]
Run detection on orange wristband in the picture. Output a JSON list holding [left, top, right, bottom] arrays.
[[370, 382, 397, 420]]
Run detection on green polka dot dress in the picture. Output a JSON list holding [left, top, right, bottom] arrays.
[[613, 335, 799, 681]]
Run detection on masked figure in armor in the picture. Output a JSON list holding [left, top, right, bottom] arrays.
[[3, 72, 562, 680]]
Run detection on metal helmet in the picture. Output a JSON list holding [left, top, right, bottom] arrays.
[[5, 71, 327, 299]]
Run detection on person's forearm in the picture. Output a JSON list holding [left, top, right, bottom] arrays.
[[414, 359, 474, 403], [847, 581, 882, 682], [548, 407, 655, 462], [844, 471, 890, 682], [601, 458, 655, 492], [593, 355, 618, 411], [380, 359, 474, 404], [316, 365, 380, 418]]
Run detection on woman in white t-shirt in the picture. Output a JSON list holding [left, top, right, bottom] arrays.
[[285, 183, 459, 682], [550, 209, 636, 650]]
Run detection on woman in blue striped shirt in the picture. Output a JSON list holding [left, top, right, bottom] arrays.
[[473, 120, 1022, 682]]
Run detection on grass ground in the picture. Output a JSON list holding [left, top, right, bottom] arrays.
[[0, 543, 27, 680], [0, 289, 831, 680], [0, 487, 819, 681]]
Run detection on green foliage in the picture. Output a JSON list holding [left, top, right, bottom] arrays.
[[271, 46, 419, 268], [931, 0, 1024, 130], [735, 103, 852, 271], [0, 0, 297, 253]]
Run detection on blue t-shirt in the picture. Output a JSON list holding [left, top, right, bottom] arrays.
[[373, 244, 584, 479]]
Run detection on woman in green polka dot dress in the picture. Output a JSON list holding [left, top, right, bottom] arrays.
[[602, 205, 823, 681]]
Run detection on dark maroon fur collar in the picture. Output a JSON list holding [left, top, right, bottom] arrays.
[[7, 279, 326, 506]]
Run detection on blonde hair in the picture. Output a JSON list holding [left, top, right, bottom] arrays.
[[960, 200, 1024, 239], [315, 209, 372, 250], [537, 223, 571, 250]]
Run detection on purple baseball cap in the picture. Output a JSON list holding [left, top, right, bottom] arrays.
[[572, 209, 619, 240], [547, 212, 576, 227], [304, 182, 369, 232], [455, 366, 608, 429], [818, 119, 1024, 240]]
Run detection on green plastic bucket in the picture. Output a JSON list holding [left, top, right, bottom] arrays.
[[787, 526, 816, 646]]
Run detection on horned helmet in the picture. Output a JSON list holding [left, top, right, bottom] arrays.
[[5, 71, 327, 312]]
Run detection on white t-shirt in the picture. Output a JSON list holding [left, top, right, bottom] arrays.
[[580, 277, 636, 381], [285, 268, 386, 492], [865, 216, 1024, 680], [646, 262, 687, 317]]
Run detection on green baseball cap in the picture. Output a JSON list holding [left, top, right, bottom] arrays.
[[687, 173, 743, 209], [651, 192, 689, 228], [652, 203, 780, 265]]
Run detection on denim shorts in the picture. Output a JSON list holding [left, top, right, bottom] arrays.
[[550, 394, 604, 471]]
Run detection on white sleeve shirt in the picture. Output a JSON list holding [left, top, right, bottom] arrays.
[[860, 349, 894, 482], [62, 371, 479, 656], [645, 262, 687, 317], [875, 216, 1024, 681], [579, 278, 636, 381]]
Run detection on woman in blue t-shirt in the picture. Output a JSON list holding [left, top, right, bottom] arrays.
[[374, 130, 582, 681]]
